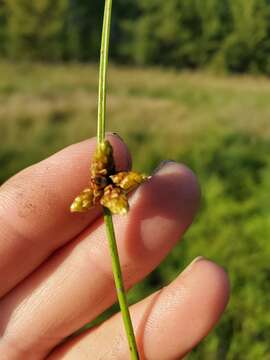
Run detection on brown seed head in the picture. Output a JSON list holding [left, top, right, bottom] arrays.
[[70, 139, 147, 215], [91, 140, 115, 178], [111, 171, 148, 192], [70, 188, 94, 212], [100, 184, 129, 215]]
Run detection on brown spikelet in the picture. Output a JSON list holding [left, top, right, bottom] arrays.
[[70, 188, 94, 212], [91, 140, 115, 178], [70, 139, 147, 215], [110, 171, 148, 192], [100, 185, 129, 215]]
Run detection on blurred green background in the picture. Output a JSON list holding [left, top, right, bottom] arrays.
[[1, 1, 270, 359]]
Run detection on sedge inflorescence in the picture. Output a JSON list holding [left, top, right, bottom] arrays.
[[70, 139, 147, 215]]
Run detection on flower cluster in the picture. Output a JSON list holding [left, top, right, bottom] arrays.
[[70, 140, 147, 215]]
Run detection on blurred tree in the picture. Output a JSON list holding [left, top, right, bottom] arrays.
[[110, 0, 139, 61], [63, 0, 103, 61], [0, 0, 7, 55], [216, 0, 270, 73], [196, 0, 231, 66], [2, 0, 270, 74], [124, 0, 231, 69], [5, 0, 69, 60]]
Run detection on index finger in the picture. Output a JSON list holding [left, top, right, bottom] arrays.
[[0, 134, 130, 297]]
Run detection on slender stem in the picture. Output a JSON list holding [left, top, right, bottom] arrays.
[[97, 1, 139, 359], [104, 208, 139, 359], [97, 0, 112, 144]]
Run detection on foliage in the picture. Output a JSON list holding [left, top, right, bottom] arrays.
[[1, 1, 270, 73], [62, 1, 103, 61], [215, 0, 270, 74], [124, 0, 230, 68], [5, 0, 69, 60], [0, 1, 7, 55], [0, 62, 270, 358]]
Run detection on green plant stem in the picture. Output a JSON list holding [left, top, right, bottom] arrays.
[[103, 208, 139, 359], [97, 1, 139, 359], [97, 0, 112, 144]]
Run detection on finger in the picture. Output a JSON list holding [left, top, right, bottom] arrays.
[[49, 258, 230, 359], [0, 134, 130, 297], [0, 162, 200, 359]]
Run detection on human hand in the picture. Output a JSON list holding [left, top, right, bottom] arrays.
[[0, 134, 229, 359]]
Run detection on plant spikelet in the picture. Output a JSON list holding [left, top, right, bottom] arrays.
[[70, 139, 147, 215], [111, 171, 148, 191], [70, 188, 94, 212], [101, 184, 129, 215]]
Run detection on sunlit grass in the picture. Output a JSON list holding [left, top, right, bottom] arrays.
[[1, 61, 270, 183]]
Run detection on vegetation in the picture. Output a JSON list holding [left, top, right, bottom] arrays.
[[0, 62, 270, 359], [1, 0, 270, 73]]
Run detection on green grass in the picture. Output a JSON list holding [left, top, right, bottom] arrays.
[[1, 62, 270, 359], [1, 62, 270, 170]]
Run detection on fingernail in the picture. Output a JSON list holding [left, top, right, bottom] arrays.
[[107, 132, 125, 142], [152, 160, 177, 175], [182, 256, 205, 275]]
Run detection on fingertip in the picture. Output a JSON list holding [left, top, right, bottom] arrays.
[[141, 258, 230, 359], [147, 160, 201, 229], [182, 257, 230, 308], [156, 161, 201, 208], [198, 258, 230, 308]]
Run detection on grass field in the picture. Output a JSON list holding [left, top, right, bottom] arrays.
[[1, 62, 270, 359], [1, 61, 270, 180]]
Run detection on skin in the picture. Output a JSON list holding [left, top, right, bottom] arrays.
[[0, 134, 230, 360]]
